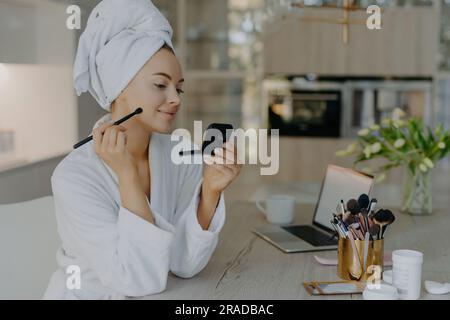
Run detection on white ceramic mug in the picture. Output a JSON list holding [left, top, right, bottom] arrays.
[[256, 194, 296, 225]]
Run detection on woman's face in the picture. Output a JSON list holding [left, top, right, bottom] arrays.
[[113, 47, 184, 133]]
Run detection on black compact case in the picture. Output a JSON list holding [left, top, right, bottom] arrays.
[[202, 123, 234, 155]]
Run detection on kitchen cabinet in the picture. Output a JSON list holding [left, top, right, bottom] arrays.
[[263, 7, 439, 77], [152, 0, 265, 131], [0, 1, 37, 64], [0, 0, 75, 64]]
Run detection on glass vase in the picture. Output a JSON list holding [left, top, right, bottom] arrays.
[[401, 168, 433, 215]]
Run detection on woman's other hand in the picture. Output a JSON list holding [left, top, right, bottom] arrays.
[[202, 141, 242, 196]]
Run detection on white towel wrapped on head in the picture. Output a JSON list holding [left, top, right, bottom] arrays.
[[74, 0, 174, 111]]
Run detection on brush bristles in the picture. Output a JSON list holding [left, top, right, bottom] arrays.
[[373, 209, 395, 225], [358, 194, 370, 210], [346, 199, 360, 215]]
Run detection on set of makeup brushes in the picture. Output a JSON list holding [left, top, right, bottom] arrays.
[[330, 194, 396, 241]]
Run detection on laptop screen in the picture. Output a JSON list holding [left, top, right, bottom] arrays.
[[313, 165, 374, 232]]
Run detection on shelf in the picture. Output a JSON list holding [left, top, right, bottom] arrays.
[[0, 149, 71, 174], [187, 37, 230, 43], [185, 69, 262, 79]]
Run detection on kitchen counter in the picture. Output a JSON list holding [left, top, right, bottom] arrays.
[[140, 171, 450, 300]]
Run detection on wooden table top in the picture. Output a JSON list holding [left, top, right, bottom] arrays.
[[142, 181, 450, 300]]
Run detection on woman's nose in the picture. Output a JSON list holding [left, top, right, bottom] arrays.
[[168, 88, 181, 106]]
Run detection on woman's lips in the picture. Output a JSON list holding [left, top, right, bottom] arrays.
[[158, 110, 177, 119]]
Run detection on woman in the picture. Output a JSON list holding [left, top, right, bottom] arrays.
[[44, 0, 241, 300]]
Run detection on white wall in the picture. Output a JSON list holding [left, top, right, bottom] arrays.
[[0, 64, 77, 163]]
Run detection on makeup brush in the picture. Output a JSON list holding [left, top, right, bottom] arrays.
[[372, 209, 396, 240], [340, 199, 346, 215], [73, 107, 143, 149], [346, 199, 360, 215], [357, 194, 370, 212], [342, 211, 354, 225], [330, 219, 344, 238], [380, 209, 395, 238], [369, 224, 380, 241], [347, 231, 363, 278], [368, 198, 378, 212], [360, 208, 370, 234], [332, 216, 349, 239], [346, 199, 361, 229], [363, 231, 370, 273], [350, 223, 364, 240], [357, 212, 366, 234]]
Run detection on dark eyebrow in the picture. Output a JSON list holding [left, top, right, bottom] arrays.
[[153, 72, 184, 83]]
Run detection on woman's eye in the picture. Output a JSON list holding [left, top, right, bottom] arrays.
[[154, 83, 167, 89], [177, 88, 185, 95]]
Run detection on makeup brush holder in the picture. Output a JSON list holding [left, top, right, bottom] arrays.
[[338, 238, 384, 282]]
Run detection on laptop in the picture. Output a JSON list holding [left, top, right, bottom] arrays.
[[252, 165, 374, 253]]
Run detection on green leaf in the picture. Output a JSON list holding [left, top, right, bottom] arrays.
[[427, 127, 436, 145], [408, 162, 416, 176]]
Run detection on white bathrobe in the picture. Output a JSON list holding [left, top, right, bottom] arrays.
[[43, 114, 225, 299]]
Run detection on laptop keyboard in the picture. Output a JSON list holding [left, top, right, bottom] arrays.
[[281, 225, 338, 247]]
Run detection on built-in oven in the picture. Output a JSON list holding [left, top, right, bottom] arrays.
[[268, 89, 342, 137]]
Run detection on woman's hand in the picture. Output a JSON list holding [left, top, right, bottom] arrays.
[[93, 122, 154, 224], [92, 122, 136, 178], [202, 141, 242, 196], [197, 141, 242, 230]]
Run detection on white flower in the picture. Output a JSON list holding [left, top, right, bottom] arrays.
[[423, 158, 434, 169], [371, 142, 382, 154], [439, 142, 446, 150], [347, 143, 358, 153], [336, 150, 348, 157], [363, 146, 372, 159], [393, 120, 405, 128], [394, 139, 406, 149], [381, 118, 392, 126], [392, 108, 406, 121], [370, 124, 380, 131], [419, 164, 428, 172], [358, 128, 370, 137]]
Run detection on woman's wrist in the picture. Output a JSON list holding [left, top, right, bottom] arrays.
[[118, 164, 138, 183], [201, 183, 221, 204], [197, 186, 221, 230]]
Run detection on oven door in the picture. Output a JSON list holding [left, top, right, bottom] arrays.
[[269, 90, 342, 137]]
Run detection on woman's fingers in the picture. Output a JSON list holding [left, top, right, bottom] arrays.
[[93, 123, 127, 154], [204, 154, 241, 174], [105, 126, 126, 151], [116, 131, 127, 151], [213, 147, 235, 164], [209, 163, 234, 175], [93, 122, 111, 152], [212, 141, 241, 164]]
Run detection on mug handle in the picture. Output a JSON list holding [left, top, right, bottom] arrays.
[[256, 200, 266, 216]]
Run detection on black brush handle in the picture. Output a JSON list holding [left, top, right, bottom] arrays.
[[179, 150, 202, 156], [73, 108, 143, 149]]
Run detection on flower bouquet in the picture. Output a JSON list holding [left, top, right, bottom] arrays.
[[337, 108, 450, 215]]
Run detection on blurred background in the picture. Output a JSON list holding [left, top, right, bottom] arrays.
[[0, 0, 450, 203]]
